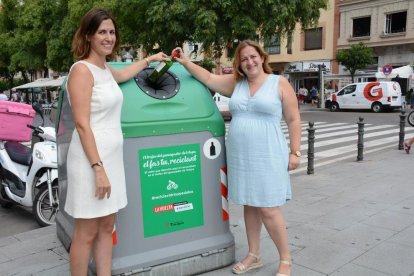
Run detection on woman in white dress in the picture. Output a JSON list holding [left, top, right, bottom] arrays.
[[66, 8, 168, 276]]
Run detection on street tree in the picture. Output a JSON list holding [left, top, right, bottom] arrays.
[[0, 0, 21, 88], [1, 0, 329, 80], [11, 0, 63, 79], [114, 0, 328, 61], [336, 42, 375, 83]]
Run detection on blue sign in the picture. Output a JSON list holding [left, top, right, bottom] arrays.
[[382, 64, 393, 75]]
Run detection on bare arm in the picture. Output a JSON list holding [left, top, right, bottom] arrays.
[[280, 76, 302, 171], [172, 47, 236, 97], [67, 64, 110, 199], [109, 52, 169, 83]]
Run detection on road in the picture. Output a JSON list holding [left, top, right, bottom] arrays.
[[1, 107, 413, 238], [300, 105, 407, 125]]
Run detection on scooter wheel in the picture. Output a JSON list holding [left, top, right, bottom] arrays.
[[0, 185, 13, 209], [33, 185, 59, 227], [407, 110, 414, 127]]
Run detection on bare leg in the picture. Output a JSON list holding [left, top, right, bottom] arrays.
[[406, 137, 414, 145], [233, 206, 262, 272], [259, 207, 291, 275], [244, 206, 262, 256], [70, 218, 99, 276], [404, 137, 414, 153], [92, 213, 116, 276]]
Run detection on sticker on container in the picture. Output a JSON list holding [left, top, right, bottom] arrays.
[[203, 138, 221, 159], [139, 143, 203, 237]]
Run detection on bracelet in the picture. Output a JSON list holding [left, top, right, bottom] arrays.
[[144, 58, 150, 66], [91, 161, 103, 168]]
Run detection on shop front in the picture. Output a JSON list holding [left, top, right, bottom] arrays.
[[284, 60, 332, 94]]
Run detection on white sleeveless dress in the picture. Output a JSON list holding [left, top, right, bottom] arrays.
[[64, 61, 127, 218]]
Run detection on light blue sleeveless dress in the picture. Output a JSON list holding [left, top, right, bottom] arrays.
[[227, 74, 291, 207]]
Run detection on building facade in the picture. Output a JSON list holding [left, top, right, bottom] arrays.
[[337, 0, 414, 91], [266, 0, 340, 93]]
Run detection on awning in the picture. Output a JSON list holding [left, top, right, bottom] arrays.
[[13, 77, 65, 90], [375, 65, 413, 79]]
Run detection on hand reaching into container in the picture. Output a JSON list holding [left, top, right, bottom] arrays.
[[145, 52, 170, 65], [171, 48, 186, 63]]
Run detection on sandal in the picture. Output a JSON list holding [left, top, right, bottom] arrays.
[[276, 260, 291, 276], [404, 142, 411, 154], [232, 252, 263, 274]]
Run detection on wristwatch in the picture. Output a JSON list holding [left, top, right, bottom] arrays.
[[291, 150, 301, 157], [91, 161, 103, 168]]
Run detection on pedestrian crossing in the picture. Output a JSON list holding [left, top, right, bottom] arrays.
[[224, 121, 414, 173]]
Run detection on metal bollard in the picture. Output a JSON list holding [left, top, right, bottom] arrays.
[[307, 122, 315, 175], [357, 117, 364, 161], [398, 110, 406, 150]]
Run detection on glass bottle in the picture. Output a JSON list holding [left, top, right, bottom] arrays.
[[148, 59, 173, 83]]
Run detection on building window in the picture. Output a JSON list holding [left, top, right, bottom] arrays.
[[287, 34, 292, 54], [352, 16, 371, 37], [188, 42, 199, 53], [304, 27, 322, 50], [264, 34, 280, 54], [385, 11, 407, 34]]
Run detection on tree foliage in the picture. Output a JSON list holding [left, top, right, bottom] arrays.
[[114, 0, 328, 57], [0, 0, 328, 90], [336, 42, 375, 82]]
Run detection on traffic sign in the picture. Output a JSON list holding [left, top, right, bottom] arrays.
[[382, 64, 393, 75]]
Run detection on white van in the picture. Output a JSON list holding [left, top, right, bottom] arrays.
[[213, 93, 231, 120], [327, 81, 402, 112]]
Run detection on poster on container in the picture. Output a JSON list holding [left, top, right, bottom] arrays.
[[139, 143, 203, 237]]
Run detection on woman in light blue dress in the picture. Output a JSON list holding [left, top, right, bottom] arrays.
[[173, 40, 301, 276]]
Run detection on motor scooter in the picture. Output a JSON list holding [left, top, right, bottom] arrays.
[[0, 104, 58, 226]]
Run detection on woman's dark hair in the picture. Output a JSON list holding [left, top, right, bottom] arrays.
[[232, 40, 273, 82], [72, 8, 120, 60]]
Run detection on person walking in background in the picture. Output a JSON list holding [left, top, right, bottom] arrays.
[[310, 85, 318, 106], [173, 40, 301, 276], [0, 91, 8, 101], [11, 91, 19, 102], [65, 8, 168, 276], [298, 86, 306, 104], [404, 137, 414, 154], [303, 86, 309, 104]]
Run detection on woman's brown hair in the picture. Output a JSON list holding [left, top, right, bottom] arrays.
[[72, 8, 120, 61], [232, 40, 273, 82]]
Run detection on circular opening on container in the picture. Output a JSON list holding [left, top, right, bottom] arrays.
[[134, 68, 180, 100]]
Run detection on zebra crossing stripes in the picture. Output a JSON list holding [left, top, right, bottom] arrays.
[[224, 121, 413, 172], [292, 121, 414, 173]]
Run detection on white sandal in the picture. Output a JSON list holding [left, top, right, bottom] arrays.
[[276, 260, 291, 276], [232, 252, 263, 274]]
